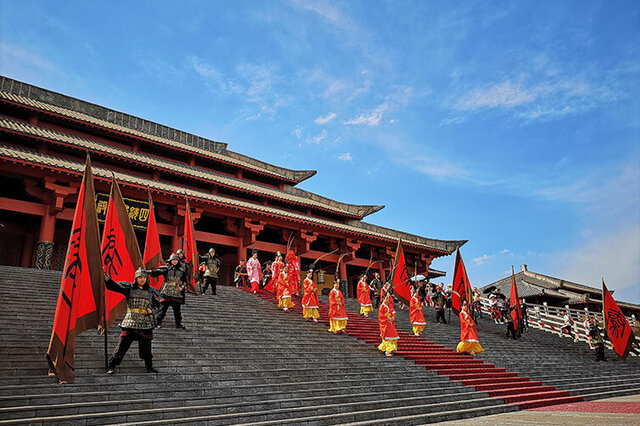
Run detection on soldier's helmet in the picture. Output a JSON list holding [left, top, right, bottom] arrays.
[[169, 253, 179, 261], [176, 249, 184, 255], [209, 248, 215, 254], [135, 267, 148, 279]]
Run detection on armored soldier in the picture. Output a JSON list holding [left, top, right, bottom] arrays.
[[370, 272, 382, 308], [155, 253, 188, 329], [434, 285, 448, 324], [199, 248, 221, 295], [105, 267, 161, 374]]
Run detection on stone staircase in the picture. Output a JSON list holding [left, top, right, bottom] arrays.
[[0, 266, 517, 425], [339, 295, 640, 404], [0, 266, 638, 425]]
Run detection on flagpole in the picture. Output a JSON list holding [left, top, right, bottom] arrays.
[[103, 296, 108, 370]]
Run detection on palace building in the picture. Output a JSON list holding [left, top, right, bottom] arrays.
[[0, 76, 465, 296]]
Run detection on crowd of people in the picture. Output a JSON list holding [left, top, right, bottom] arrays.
[[108, 247, 620, 373]]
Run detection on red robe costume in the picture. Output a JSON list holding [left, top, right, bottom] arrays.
[[277, 271, 294, 310], [285, 250, 300, 296], [410, 294, 426, 335], [357, 279, 373, 316], [378, 301, 399, 355], [328, 287, 348, 333], [265, 259, 283, 293], [302, 277, 320, 320], [456, 310, 484, 354]]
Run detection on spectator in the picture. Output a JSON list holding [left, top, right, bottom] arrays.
[[472, 287, 482, 319], [561, 310, 576, 340]]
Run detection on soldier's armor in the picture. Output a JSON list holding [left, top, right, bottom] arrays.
[[160, 267, 185, 298], [120, 287, 155, 330], [203, 256, 221, 278]]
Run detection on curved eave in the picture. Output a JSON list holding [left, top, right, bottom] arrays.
[[0, 124, 365, 219], [0, 148, 461, 254], [292, 170, 317, 183], [0, 95, 308, 185]]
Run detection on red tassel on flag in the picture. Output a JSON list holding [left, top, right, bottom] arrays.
[[391, 239, 411, 305], [143, 192, 164, 290], [602, 279, 635, 360], [451, 248, 472, 316], [46, 155, 104, 384], [509, 266, 522, 334], [182, 198, 198, 294], [100, 176, 143, 329]]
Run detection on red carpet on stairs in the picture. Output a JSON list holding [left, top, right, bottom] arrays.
[[249, 289, 584, 410]]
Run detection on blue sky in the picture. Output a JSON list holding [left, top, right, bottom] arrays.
[[1, 0, 639, 303]]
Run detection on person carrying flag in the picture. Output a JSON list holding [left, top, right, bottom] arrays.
[[357, 273, 374, 317], [155, 253, 188, 329], [378, 293, 399, 356], [328, 279, 348, 333], [410, 289, 426, 336], [456, 301, 484, 355], [105, 268, 161, 374], [302, 268, 320, 322]]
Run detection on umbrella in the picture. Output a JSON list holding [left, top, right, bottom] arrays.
[[483, 285, 497, 295], [410, 275, 427, 282]]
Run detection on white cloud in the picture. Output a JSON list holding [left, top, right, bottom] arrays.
[[306, 129, 327, 144], [553, 222, 640, 302], [345, 86, 413, 127], [473, 254, 492, 265], [190, 57, 289, 119], [473, 249, 513, 266], [450, 74, 618, 122], [454, 80, 537, 110], [314, 112, 336, 124], [344, 108, 383, 126], [292, 126, 303, 139], [338, 152, 353, 161]]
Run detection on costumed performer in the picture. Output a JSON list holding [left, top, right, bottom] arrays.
[[302, 268, 320, 322], [378, 293, 399, 356], [456, 301, 484, 355]]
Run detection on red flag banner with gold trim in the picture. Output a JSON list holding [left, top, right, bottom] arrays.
[[143, 192, 164, 290], [602, 279, 635, 360], [451, 248, 472, 316], [182, 198, 198, 294], [46, 155, 104, 383], [391, 239, 411, 305], [101, 176, 143, 329], [509, 266, 522, 333]]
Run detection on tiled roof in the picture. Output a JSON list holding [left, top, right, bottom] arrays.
[[0, 116, 381, 218], [484, 277, 569, 300], [0, 144, 465, 254], [0, 77, 315, 184]]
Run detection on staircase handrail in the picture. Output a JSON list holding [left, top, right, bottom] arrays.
[[477, 297, 639, 357]]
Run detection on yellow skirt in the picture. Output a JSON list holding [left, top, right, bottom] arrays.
[[412, 324, 425, 335], [278, 298, 295, 309], [360, 305, 374, 315], [378, 339, 398, 354], [303, 307, 319, 319], [456, 341, 485, 354], [328, 319, 347, 333]]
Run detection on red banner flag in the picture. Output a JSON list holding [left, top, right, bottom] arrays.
[[143, 192, 164, 290], [602, 279, 635, 360], [392, 239, 411, 305], [101, 176, 143, 328], [451, 248, 472, 316], [46, 155, 104, 383], [509, 266, 522, 333], [182, 198, 198, 294]]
